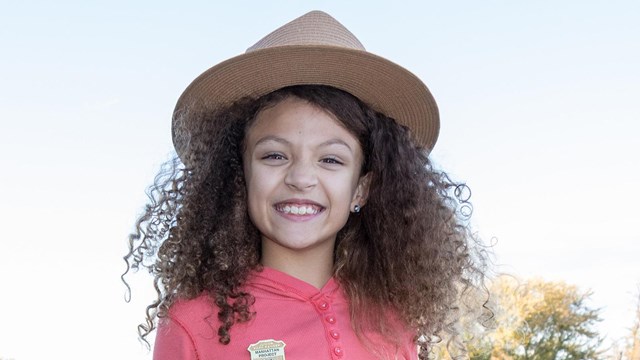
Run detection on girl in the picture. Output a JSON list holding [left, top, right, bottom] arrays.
[[124, 11, 489, 360]]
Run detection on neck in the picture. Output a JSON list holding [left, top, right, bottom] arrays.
[[261, 240, 334, 289]]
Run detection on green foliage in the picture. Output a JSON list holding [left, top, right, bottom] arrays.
[[431, 277, 605, 360], [531, 284, 598, 358], [489, 277, 604, 360]]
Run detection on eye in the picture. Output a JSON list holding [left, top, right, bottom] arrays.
[[261, 152, 287, 161], [320, 156, 344, 165]]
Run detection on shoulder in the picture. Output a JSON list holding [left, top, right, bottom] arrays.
[[165, 293, 219, 341], [168, 294, 218, 325], [153, 294, 218, 360]]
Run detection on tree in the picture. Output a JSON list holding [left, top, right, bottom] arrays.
[[622, 285, 640, 360], [487, 276, 603, 360], [431, 276, 604, 360]]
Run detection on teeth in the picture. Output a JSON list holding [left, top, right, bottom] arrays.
[[278, 204, 319, 215]]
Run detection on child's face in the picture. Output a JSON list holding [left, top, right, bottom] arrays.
[[243, 97, 368, 259]]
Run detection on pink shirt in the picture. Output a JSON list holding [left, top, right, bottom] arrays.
[[154, 267, 417, 359]]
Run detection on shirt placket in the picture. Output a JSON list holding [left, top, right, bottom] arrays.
[[311, 293, 344, 359]]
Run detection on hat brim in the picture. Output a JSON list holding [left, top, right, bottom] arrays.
[[172, 45, 439, 157]]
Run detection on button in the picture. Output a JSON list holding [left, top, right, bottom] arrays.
[[333, 347, 343, 357], [317, 301, 329, 310], [330, 330, 340, 339], [326, 315, 336, 324]]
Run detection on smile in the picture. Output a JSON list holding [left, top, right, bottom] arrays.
[[274, 203, 324, 215]]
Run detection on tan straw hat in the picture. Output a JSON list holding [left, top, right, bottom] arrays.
[[172, 10, 440, 156]]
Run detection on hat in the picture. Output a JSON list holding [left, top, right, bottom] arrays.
[[172, 10, 440, 157]]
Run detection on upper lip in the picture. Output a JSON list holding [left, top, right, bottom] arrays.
[[274, 198, 325, 208]]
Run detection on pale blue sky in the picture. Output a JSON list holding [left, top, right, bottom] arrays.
[[1, 1, 639, 359]]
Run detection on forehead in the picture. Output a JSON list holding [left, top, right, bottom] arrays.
[[245, 97, 358, 146]]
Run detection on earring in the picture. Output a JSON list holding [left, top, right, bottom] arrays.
[[353, 204, 361, 213]]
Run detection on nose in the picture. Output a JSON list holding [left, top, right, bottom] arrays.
[[284, 159, 318, 191]]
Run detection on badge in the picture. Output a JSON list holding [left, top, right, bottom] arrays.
[[247, 339, 286, 360]]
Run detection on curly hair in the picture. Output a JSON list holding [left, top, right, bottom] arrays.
[[123, 85, 491, 359]]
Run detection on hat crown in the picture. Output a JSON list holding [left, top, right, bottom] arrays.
[[247, 11, 365, 53]]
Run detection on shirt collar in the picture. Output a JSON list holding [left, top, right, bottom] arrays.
[[247, 266, 343, 301]]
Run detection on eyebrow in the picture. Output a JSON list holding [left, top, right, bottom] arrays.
[[253, 136, 353, 153], [318, 138, 353, 153], [254, 136, 291, 147]]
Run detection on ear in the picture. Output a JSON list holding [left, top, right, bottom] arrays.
[[351, 172, 371, 211]]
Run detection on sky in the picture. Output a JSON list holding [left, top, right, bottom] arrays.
[[0, 1, 638, 359]]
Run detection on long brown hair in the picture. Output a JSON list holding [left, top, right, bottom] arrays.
[[123, 85, 490, 359]]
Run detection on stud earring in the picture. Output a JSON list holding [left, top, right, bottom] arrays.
[[353, 204, 361, 213]]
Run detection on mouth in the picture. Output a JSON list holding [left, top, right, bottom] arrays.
[[274, 201, 325, 215]]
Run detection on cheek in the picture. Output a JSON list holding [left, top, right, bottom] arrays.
[[244, 179, 263, 232], [245, 173, 261, 207], [244, 166, 276, 214], [329, 175, 360, 207], [243, 160, 260, 218]]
